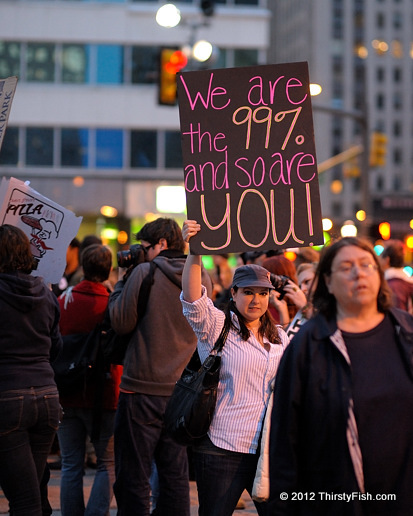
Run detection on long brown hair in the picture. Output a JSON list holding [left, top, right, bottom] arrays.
[[0, 225, 34, 274], [262, 254, 299, 320]]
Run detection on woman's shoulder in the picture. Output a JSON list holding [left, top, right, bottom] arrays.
[[389, 307, 413, 332], [275, 325, 290, 349], [288, 312, 334, 345]]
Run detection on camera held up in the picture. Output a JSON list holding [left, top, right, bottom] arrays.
[[269, 273, 290, 300], [117, 243, 148, 269]]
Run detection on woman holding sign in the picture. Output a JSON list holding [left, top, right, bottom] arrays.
[[180, 219, 289, 516]]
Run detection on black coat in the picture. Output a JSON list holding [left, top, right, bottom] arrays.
[[268, 308, 413, 516]]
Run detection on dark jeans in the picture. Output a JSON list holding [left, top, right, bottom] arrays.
[[113, 392, 190, 516], [193, 437, 268, 516], [57, 406, 116, 516], [0, 386, 61, 516]]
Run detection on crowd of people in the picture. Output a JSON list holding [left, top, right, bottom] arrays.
[[1, 218, 413, 516]]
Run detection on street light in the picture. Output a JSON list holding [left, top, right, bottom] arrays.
[[156, 3, 181, 28], [309, 83, 322, 96], [341, 220, 357, 237], [155, 3, 217, 67], [192, 40, 214, 62], [322, 218, 333, 232]]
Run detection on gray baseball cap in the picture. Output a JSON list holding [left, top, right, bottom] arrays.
[[232, 264, 274, 289]]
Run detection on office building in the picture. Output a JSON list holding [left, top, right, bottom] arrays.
[[269, 0, 413, 237], [0, 0, 271, 237]]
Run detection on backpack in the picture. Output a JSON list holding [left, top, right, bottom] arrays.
[[53, 262, 162, 397], [52, 324, 104, 397], [52, 312, 130, 397]]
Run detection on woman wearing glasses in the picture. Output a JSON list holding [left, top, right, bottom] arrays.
[[269, 236, 413, 515]]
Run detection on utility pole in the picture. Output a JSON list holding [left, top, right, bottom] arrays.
[[313, 103, 370, 236]]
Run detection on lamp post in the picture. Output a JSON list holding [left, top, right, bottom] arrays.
[[155, 3, 217, 68]]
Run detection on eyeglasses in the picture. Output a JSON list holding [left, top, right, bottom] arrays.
[[330, 262, 378, 277], [141, 243, 154, 253]]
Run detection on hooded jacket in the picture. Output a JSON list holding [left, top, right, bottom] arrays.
[[108, 250, 213, 395], [269, 308, 413, 516], [0, 271, 62, 391]]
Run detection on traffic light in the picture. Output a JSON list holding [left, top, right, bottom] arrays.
[[405, 235, 413, 250], [343, 156, 360, 178], [378, 221, 391, 240], [369, 131, 387, 167], [158, 48, 187, 106], [201, 0, 215, 17]]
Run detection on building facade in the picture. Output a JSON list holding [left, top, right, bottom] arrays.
[[2, 0, 412, 241], [0, 0, 271, 237], [269, 0, 413, 238]]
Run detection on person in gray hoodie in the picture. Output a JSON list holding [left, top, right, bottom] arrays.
[[109, 217, 212, 516], [0, 224, 62, 516]]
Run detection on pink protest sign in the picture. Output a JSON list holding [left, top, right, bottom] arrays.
[[177, 61, 323, 255]]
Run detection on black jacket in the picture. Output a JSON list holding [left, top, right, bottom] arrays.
[[268, 308, 413, 515], [0, 271, 62, 391]]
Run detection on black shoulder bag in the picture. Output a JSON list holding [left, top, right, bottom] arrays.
[[164, 316, 230, 446]]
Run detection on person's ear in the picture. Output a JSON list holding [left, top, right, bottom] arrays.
[[230, 287, 236, 302], [159, 238, 168, 251]]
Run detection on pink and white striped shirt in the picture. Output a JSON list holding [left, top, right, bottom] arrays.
[[181, 286, 289, 454]]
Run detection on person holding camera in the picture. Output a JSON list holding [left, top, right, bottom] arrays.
[[108, 217, 212, 516], [261, 254, 308, 330], [180, 220, 289, 516], [0, 224, 62, 515]]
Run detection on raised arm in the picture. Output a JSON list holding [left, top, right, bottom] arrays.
[[182, 220, 203, 303]]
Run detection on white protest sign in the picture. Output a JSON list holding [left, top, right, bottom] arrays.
[[0, 76, 18, 153], [0, 177, 83, 284]]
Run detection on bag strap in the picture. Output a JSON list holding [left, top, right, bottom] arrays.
[[212, 314, 231, 354], [136, 260, 157, 317], [137, 259, 183, 316]]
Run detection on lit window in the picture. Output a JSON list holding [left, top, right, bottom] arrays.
[[391, 40, 403, 58], [26, 43, 55, 82], [62, 44, 88, 83], [0, 42, 20, 78], [372, 39, 389, 55]]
